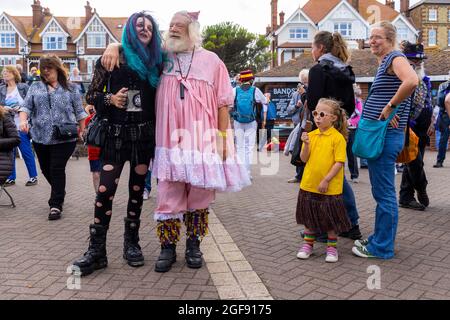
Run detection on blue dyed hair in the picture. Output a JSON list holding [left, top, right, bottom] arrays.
[[122, 12, 164, 88]]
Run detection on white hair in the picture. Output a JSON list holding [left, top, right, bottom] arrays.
[[299, 69, 309, 83], [175, 11, 203, 47]]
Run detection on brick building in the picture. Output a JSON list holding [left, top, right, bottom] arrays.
[[0, 1, 127, 79], [407, 0, 450, 49]]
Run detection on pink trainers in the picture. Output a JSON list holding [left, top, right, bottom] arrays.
[[297, 243, 313, 259], [325, 247, 338, 263]]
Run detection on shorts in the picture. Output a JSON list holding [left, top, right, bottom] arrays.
[[89, 159, 102, 173]]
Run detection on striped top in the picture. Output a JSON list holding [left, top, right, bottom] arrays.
[[362, 50, 411, 130]]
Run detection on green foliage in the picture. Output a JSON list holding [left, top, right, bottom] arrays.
[[202, 22, 271, 76]]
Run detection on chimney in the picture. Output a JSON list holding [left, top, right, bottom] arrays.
[[351, 0, 359, 13], [271, 0, 278, 32], [31, 0, 43, 28], [85, 1, 93, 23], [279, 11, 285, 27], [385, 0, 395, 9], [400, 0, 410, 16], [43, 7, 51, 16]]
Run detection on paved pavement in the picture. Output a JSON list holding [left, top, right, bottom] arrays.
[[0, 150, 449, 300]]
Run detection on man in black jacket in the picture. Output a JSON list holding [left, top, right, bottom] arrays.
[[399, 43, 433, 211]]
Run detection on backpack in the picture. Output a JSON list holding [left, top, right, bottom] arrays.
[[233, 86, 256, 123], [264, 102, 277, 121]]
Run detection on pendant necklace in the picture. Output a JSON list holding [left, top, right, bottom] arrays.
[[175, 47, 195, 100]]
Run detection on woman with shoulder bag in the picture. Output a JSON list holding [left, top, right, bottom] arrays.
[[351, 21, 418, 259], [19, 54, 87, 221]]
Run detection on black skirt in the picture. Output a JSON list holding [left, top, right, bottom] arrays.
[[296, 189, 351, 234], [100, 120, 155, 167]]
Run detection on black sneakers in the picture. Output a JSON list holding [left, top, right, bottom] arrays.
[[339, 225, 363, 240], [433, 162, 443, 168], [399, 199, 425, 211], [417, 190, 429, 208], [4, 179, 15, 187]]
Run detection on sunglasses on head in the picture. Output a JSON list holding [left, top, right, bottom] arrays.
[[312, 110, 332, 118]]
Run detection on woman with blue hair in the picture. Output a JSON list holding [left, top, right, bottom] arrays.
[[73, 11, 164, 276]]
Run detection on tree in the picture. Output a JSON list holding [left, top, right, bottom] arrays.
[[202, 22, 272, 76]]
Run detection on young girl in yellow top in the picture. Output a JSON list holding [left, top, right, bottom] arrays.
[[296, 98, 352, 263]]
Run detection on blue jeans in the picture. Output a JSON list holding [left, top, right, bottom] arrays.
[[8, 131, 38, 180], [366, 129, 405, 259], [343, 178, 359, 227], [437, 126, 449, 163], [144, 170, 152, 192]]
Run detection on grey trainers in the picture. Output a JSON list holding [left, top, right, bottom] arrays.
[[354, 239, 369, 248]]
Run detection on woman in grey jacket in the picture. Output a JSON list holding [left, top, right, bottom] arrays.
[[0, 65, 38, 187]]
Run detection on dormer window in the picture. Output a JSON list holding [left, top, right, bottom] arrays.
[[87, 19, 106, 48], [43, 35, 66, 50], [41, 20, 67, 50], [334, 23, 352, 37], [289, 28, 308, 39], [0, 17, 15, 48]]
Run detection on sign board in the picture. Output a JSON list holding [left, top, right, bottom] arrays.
[[268, 85, 297, 119]]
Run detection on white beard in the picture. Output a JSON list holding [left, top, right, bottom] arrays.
[[165, 36, 194, 53]]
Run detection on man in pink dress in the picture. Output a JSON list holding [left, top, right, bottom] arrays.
[[102, 11, 250, 273]]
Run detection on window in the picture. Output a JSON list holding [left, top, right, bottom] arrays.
[[0, 32, 15, 48], [428, 29, 436, 46], [429, 9, 437, 21], [448, 30, 450, 47], [397, 27, 408, 41], [87, 33, 106, 48], [0, 16, 14, 31], [86, 19, 106, 48], [0, 17, 15, 48], [0, 56, 17, 66], [47, 21, 62, 33], [448, 9, 450, 21], [289, 28, 308, 39], [334, 23, 352, 37], [43, 35, 66, 50]]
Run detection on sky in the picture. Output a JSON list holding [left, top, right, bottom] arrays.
[[2, 0, 421, 34]]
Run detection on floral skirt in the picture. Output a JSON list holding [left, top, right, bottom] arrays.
[[296, 189, 351, 234]]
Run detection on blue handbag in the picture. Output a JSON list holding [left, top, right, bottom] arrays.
[[352, 109, 398, 160]]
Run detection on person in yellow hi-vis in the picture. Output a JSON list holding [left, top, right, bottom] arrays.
[[295, 98, 352, 263]]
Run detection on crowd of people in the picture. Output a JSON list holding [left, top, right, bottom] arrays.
[[0, 10, 449, 277]]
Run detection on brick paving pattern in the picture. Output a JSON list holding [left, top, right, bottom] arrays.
[[0, 150, 449, 300]]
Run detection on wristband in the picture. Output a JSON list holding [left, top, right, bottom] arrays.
[[217, 130, 227, 138]]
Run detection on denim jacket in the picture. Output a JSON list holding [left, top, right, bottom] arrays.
[[0, 83, 29, 105]]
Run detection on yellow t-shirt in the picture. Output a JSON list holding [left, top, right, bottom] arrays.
[[300, 127, 347, 195]]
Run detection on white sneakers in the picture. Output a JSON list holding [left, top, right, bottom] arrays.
[[143, 189, 150, 201], [325, 247, 338, 263]]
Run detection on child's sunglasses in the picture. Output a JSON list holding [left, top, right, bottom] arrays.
[[312, 110, 332, 118]]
